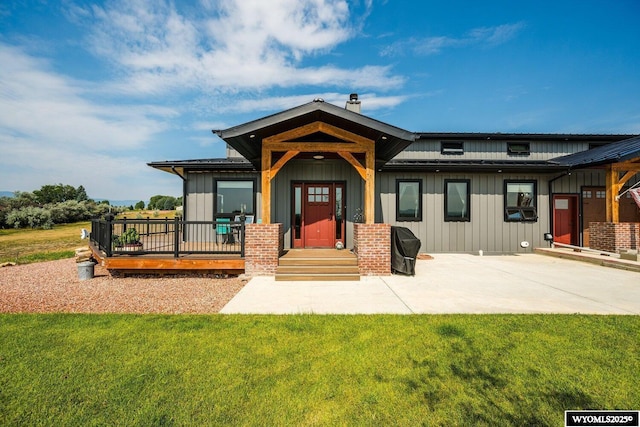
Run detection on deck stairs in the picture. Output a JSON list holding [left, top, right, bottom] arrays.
[[275, 249, 360, 281]]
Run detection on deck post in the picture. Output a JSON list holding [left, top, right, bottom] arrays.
[[105, 216, 113, 257], [173, 216, 180, 258]]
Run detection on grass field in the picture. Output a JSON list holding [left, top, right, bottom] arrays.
[[1, 314, 638, 426], [0, 211, 177, 264], [0, 221, 90, 264]]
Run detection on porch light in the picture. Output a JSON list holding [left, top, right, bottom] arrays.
[[313, 155, 324, 160]]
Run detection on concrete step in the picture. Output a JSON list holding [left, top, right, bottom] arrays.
[[275, 272, 360, 281], [277, 265, 359, 274]]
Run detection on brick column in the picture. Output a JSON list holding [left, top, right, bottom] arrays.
[[353, 223, 391, 276], [244, 223, 283, 276], [589, 222, 639, 252]]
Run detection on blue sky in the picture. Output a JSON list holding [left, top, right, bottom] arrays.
[[1, 0, 639, 201]]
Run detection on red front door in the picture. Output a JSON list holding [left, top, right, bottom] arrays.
[[304, 184, 334, 247], [553, 194, 579, 245], [292, 183, 345, 248]]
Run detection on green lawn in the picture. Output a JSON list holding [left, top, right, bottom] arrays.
[[1, 314, 638, 426], [0, 222, 90, 264]]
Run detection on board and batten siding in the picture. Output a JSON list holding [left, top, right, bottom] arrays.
[[185, 171, 262, 239], [377, 172, 552, 254]]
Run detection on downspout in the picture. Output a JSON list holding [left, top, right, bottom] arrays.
[[547, 169, 571, 245]]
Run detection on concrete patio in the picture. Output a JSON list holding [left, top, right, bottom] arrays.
[[220, 253, 640, 314]]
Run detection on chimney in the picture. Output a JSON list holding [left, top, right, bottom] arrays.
[[345, 93, 361, 114]]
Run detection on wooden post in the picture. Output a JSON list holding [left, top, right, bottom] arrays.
[[261, 148, 271, 224], [364, 149, 375, 224]]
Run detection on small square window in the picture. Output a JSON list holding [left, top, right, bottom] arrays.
[[504, 180, 537, 222], [507, 142, 531, 155], [396, 180, 422, 221], [441, 141, 464, 155]]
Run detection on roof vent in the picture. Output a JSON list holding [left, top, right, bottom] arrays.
[[345, 93, 361, 113]]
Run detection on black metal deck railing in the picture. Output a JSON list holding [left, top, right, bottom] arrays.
[[90, 217, 246, 257]]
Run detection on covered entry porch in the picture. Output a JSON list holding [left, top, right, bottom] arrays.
[[213, 98, 415, 275]]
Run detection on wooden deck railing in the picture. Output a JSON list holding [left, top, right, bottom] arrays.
[[90, 217, 246, 258]]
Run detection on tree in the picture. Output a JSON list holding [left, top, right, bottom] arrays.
[[75, 185, 89, 202], [33, 184, 80, 204], [134, 201, 145, 210]]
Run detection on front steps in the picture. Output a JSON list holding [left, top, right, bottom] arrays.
[[275, 249, 360, 281]]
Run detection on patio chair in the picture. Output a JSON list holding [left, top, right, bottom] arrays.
[[215, 218, 231, 244]]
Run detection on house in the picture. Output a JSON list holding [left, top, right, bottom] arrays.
[[147, 95, 639, 271], [88, 95, 639, 277]]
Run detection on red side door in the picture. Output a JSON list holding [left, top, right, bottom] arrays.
[[553, 194, 579, 245]]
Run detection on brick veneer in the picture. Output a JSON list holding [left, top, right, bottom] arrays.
[[244, 223, 284, 276], [589, 222, 639, 252], [353, 223, 391, 276]]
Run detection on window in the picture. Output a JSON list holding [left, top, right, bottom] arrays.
[[504, 180, 537, 222], [445, 180, 470, 222], [396, 180, 422, 221], [507, 142, 531, 155], [441, 141, 464, 155], [215, 180, 255, 215]]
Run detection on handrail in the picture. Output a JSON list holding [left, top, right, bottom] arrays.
[[90, 217, 246, 258]]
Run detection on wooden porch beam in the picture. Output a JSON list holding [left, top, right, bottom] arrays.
[[271, 150, 299, 179], [337, 151, 366, 180], [619, 170, 637, 187], [263, 121, 373, 147], [264, 141, 366, 153], [611, 159, 640, 171]]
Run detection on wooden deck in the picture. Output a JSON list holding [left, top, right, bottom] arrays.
[[89, 242, 244, 275]]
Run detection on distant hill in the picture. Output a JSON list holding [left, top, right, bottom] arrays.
[[95, 199, 147, 207]]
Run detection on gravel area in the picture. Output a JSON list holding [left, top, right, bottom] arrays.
[[0, 258, 246, 314]]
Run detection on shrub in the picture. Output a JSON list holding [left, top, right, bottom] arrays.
[[5, 206, 53, 229]]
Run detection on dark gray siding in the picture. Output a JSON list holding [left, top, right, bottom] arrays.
[[377, 171, 552, 254], [185, 171, 262, 221]]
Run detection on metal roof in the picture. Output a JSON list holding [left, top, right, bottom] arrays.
[[550, 134, 640, 168], [382, 159, 566, 173], [415, 132, 634, 142], [147, 158, 255, 176], [214, 99, 416, 169]]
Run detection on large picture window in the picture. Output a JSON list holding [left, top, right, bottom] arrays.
[[445, 179, 470, 222], [504, 180, 537, 222], [215, 180, 255, 215], [396, 180, 422, 221]]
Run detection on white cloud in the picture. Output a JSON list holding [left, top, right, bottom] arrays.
[[0, 43, 175, 151], [215, 92, 408, 114], [78, 0, 402, 95], [0, 42, 178, 198], [380, 22, 526, 57]]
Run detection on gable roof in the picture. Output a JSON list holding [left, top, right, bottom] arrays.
[[214, 99, 416, 169], [550, 134, 640, 168]]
